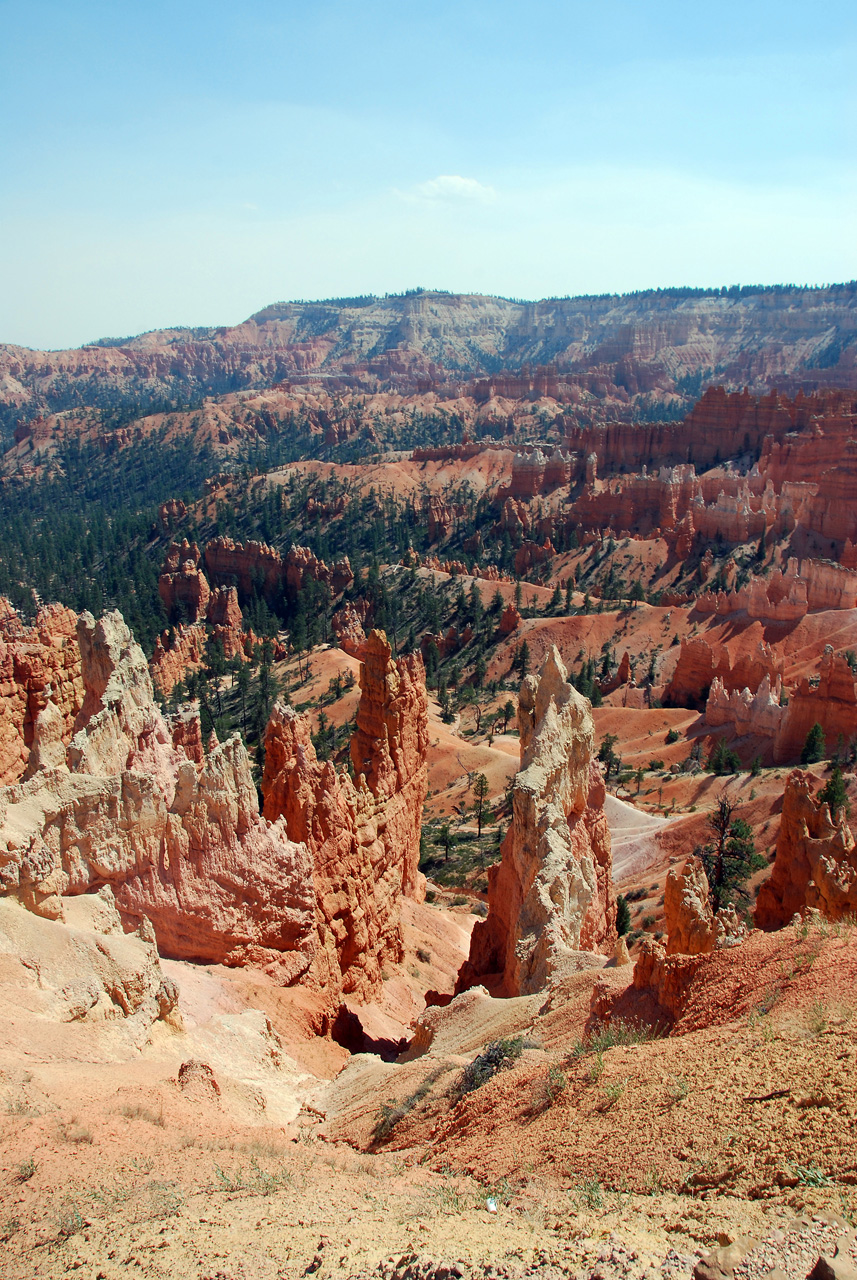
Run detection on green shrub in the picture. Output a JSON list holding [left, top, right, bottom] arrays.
[[457, 1037, 524, 1095], [707, 737, 741, 774]]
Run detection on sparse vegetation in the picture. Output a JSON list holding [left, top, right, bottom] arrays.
[[806, 999, 829, 1036], [456, 1036, 524, 1095], [14, 1157, 36, 1183], [372, 1069, 445, 1143], [792, 1163, 832, 1188], [602, 1077, 628, 1109], [120, 1101, 166, 1126], [569, 1018, 658, 1061], [666, 1076, 689, 1105], [213, 1158, 295, 1195], [573, 1177, 605, 1210]]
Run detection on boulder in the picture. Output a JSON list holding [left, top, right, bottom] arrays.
[[0, 889, 179, 1044], [498, 604, 521, 635], [665, 858, 718, 955], [331, 602, 368, 658], [664, 857, 746, 955]]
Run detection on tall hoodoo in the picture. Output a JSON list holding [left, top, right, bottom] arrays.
[[350, 630, 429, 898], [755, 770, 857, 928], [261, 629, 429, 1006], [460, 645, 615, 996]]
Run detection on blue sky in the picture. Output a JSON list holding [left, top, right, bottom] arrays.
[[1, 0, 855, 349]]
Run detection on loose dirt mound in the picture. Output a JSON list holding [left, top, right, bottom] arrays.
[[321, 924, 857, 1202]]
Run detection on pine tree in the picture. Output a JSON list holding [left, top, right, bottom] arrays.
[[698, 799, 765, 912], [472, 773, 490, 837], [801, 722, 826, 765], [819, 764, 849, 816]]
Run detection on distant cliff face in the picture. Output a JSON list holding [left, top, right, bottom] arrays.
[[2, 286, 855, 426]]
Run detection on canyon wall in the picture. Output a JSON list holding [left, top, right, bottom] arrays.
[[203, 537, 352, 600], [665, 636, 784, 709], [562, 387, 809, 474], [5, 293, 854, 429], [556, 390, 857, 550], [460, 646, 615, 996], [772, 649, 857, 764], [0, 613, 430, 1016], [698, 646, 857, 765], [0, 611, 318, 979], [0, 601, 84, 786], [696, 559, 857, 623], [261, 630, 429, 1004]]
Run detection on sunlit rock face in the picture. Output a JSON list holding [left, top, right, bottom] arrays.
[[0, 610, 316, 979], [262, 629, 429, 1009], [756, 769, 857, 930], [460, 646, 616, 996]]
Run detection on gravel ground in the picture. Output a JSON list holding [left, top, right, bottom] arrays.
[[352, 1216, 857, 1280]]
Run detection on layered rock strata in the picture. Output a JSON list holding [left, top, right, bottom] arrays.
[[698, 646, 857, 765], [755, 770, 857, 928], [0, 601, 84, 786], [261, 630, 429, 1003], [460, 646, 615, 996], [0, 611, 317, 978]]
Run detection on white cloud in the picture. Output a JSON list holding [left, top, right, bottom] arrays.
[[406, 174, 496, 202]]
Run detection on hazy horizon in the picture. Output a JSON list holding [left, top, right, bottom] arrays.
[[2, 0, 855, 350]]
